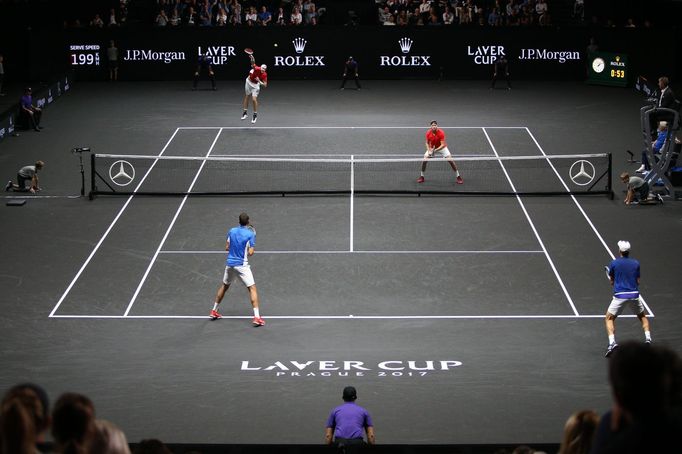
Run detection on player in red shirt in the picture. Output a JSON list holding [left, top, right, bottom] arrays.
[[417, 120, 463, 184], [241, 52, 268, 124]]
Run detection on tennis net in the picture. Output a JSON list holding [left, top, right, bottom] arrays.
[[90, 153, 613, 198]]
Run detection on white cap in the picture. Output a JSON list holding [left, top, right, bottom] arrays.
[[617, 240, 631, 252], [260, 64, 267, 71]]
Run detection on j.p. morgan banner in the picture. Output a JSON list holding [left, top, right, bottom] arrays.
[[55, 27, 671, 81]]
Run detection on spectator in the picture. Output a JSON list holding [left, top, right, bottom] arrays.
[[229, 0, 242, 24], [427, 12, 440, 25], [604, 240, 653, 358], [245, 6, 257, 26], [290, 6, 303, 25], [586, 37, 598, 54], [536, 0, 549, 25], [379, 6, 392, 23], [199, 4, 212, 26], [90, 420, 130, 454], [0, 383, 50, 454], [419, 0, 432, 20], [184, 6, 197, 26], [90, 13, 104, 28], [0, 54, 5, 96], [51, 393, 96, 454], [107, 40, 119, 82], [488, 7, 502, 26], [305, 4, 318, 24], [385, 13, 398, 25], [216, 7, 228, 25], [573, 0, 584, 21], [325, 386, 375, 450], [107, 8, 118, 27], [625, 18, 636, 28], [20, 87, 42, 132], [442, 6, 455, 24], [558, 410, 599, 454], [397, 9, 409, 25], [591, 342, 682, 454], [169, 9, 181, 26], [275, 7, 286, 25], [258, 6, 271, 25], [155, 9, 169, 26]]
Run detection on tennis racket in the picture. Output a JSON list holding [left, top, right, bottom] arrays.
[[244, 48, 254, 55], [604, 265, 610, 280]]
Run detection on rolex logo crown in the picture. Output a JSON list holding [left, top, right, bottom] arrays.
[[293, 37, 307, 54], [399, 37, 413, 54]]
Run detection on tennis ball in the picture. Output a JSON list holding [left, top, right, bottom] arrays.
[[274, 43, 278, 47]]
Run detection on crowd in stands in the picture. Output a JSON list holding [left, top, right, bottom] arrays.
[[153, 0, 327, 27], [63, 0, 129, 29], [376, 0, 552, 27], [1, 341, 680, 453]]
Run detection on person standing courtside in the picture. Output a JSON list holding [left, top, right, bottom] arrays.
[[491, 55, 511, 90], [417, 120, 463, 184], [604, 241, 652, 357], [210, 213, 265, 326], [325, 386, 375, 450], [340, 56, 361, 90], [107, 41, 119, 81]]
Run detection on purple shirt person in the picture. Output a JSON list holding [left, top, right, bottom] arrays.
[[20, 87, 42, 131], [325, 386, 375, 447]]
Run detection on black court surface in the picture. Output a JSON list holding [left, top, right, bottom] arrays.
[[1, 80, 681, 446]]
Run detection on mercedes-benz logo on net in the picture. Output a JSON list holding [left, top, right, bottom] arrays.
[[569, 160, 596, 186], [109, 160, 136, 187]]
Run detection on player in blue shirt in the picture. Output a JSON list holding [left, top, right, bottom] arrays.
[[604, 241, 652, 357], [209, 213, 264, 326]]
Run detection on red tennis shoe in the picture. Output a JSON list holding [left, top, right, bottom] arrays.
[[417, 176, 425, 183], [209, 309, 222, 320], [252, 317, 266, 327], [456, 176, 464, 184]]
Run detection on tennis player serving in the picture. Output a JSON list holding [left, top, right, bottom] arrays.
[[210, 212, 265, 326], [417, 120, 463, 184], [241, 48, 268, 124]]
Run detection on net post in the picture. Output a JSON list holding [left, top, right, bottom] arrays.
[[89, 153, 96, 200], [607, 152, 613, 199]]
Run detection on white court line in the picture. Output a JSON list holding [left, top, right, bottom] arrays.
[[178, 126, 529, 130], [523, 128, 655, 317], [483, 128, 579, 316], [123, 129, 224, 317], [48, 314, 646, 319], [158, 250, 545, 254], [210, 153, 496, 157], [49, 128, 182, 318]]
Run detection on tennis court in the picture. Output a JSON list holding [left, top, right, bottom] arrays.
[[1, 80, 680, 447]]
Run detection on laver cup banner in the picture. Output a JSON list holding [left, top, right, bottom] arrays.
[[57, 27, 669, 81]]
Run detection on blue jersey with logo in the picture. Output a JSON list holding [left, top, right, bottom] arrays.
[[608, 256, 640, 298], [226, 226, 256, 267]]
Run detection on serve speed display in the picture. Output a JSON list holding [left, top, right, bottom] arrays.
[[69, 44, 101, 66]]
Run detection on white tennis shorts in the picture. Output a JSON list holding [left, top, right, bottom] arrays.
[[607, 296, 645, 316], [223, 265, 255, 287], [245, 78, 261, 97], [424, 146, 452, 158]]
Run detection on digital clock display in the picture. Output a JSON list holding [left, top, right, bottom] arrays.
[[69, 44, 101, 66], [587, 52, 628, 87]]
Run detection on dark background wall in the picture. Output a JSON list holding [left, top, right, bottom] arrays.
[[30, 27, 678, 83]]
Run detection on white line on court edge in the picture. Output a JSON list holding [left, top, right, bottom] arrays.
[[1, 195, 81, 199], [123, 129, 224, 317], [177, 126, 529, 130], [523, 128, 655, 317], [49, 128, 182, 318], [48, 314, 647, 319], [482, 128, 580, 316], [158, 250, 546, 254]]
